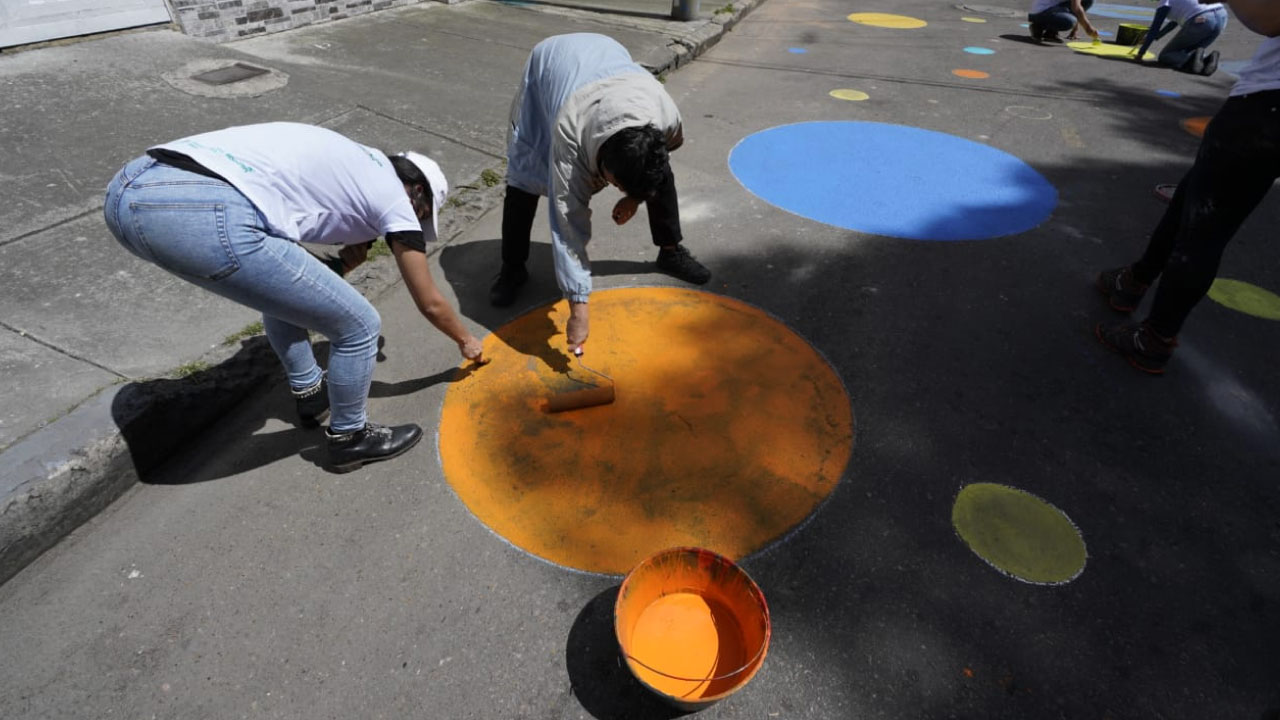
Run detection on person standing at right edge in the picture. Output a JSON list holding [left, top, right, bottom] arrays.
[[1097, 0, 1280, 374], [489, 33, 711, 354]]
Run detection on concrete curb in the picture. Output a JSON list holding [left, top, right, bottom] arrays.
[[0, 3, 759, 587]]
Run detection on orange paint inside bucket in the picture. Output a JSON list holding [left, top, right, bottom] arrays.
[[616, 547, 770, 710]]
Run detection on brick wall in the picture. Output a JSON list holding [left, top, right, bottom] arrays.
[[167, 0, 449, 42]]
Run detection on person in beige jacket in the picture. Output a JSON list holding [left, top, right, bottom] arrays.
[[489, 33, 711, 353]]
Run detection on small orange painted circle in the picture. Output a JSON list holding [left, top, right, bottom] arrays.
[[953, 69, 990, 79], [438, 288, 855, 574], [1182, 116, 1210, 138]]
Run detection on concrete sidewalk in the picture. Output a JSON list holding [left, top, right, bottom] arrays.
[[0, 0, 761, 585]]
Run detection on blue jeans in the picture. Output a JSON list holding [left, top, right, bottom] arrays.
[[103, 156, 380, 433], [1028, 0, 1093, 33], [1159, 7, 1227, 69]]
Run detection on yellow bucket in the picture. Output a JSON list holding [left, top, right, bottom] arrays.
[[614, 547, 771, 711]]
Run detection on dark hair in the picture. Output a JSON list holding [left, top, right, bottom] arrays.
[[389, 154, 432, 211], [598, 125, 668, 200]]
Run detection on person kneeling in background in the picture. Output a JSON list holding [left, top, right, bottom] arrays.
[[1133, 0, 1228, 75]]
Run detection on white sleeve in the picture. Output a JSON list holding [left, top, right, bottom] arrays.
[[549, 134, 594, 303], [376, 196, 422, 236], [372, 172, 422, 237]]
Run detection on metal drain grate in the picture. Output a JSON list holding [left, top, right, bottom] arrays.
[[191, 62, 270, 86]]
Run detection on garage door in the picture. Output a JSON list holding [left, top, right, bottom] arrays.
[[1, 0, 170, 48]]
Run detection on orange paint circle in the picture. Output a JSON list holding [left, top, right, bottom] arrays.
[[438, 288, 854, 574], [952, 69, 990, 79], [1181, 116, 1210, 138]]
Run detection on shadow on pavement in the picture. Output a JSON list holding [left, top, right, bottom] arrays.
[[997, 33, 1053, 47], [439, 236, 660, 370], [566, 585, 690, 720], [111, 335, 470, 484], [1040, 76, 1224, 153], [110, 336, 283, 484]]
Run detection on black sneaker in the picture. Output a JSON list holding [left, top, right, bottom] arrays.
[[1097, 265, 1150, 313], [1095, 322, 1177, 375], [292, 375, 329, 429], [656, 245, 711, 285], [489, 263, 529, 307], [1201, 50, 1219, 76], [1042, 31, 1064, 44], [1029, 21, 1045, 42], [325, 422, 423, 472]]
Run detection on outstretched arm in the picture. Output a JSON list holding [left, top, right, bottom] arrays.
[[390, 240, 485, 363], [1070, 0, 1100, 37], [549, 139, 597, 353], [1135, 5, 1174, 58]]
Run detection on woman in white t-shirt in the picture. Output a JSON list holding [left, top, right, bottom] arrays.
[[1097, 1, 1280, 373], [103, 123, 486, 472], [1133, 0, 1229, 75]]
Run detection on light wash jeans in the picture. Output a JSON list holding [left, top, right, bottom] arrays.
[[103, 155, 380, 433], [1159, 7, 1227, 69]]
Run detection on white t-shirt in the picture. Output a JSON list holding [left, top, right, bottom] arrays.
[[1161, 0, 1221, 24], [1232, 36, 1280, 97], [152, 122, 421, 246]]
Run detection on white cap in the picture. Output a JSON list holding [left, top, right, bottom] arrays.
[[398, 151, 448, 242]]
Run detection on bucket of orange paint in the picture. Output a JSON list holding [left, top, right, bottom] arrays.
[[614, 547, 771, 711]]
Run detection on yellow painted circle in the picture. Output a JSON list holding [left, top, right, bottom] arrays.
[[961, 16, 987, 23], [830, 88, 870, 102], [1067, 41, 1155, 60], [1208, 278, 1280, 321], [439, 288, 854, 575], [847, 12, 928, 29], [952, 483, 1086, 584]]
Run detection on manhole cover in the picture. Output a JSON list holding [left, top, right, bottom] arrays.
[[954, 4, 1023, 18], [191, 62, 269, 86], [162, 59, 288, 99]]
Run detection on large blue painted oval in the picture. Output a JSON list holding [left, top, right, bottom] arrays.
[[728, 121, 1058, 241]]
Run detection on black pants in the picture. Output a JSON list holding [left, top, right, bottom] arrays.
[[1132, 91, 1280, 338], [500, 164, 683, 267]]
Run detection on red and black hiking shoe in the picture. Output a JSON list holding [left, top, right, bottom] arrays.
[[1097, 265, 1150, 313], [1095, 321, 1177, 375]]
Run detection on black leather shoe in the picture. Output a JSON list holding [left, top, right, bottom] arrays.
[[656, 245, 712, 284], [292, 376, 329, 429], [325, 422, 423, 472], [489, 264, 529, 307]]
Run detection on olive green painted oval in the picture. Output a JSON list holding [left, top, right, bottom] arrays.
[[1207, 278, 1280, 321], [952, 483, 1086, 584]]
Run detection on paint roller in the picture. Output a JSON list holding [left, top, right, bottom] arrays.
[[545, 348, 615, 413]]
